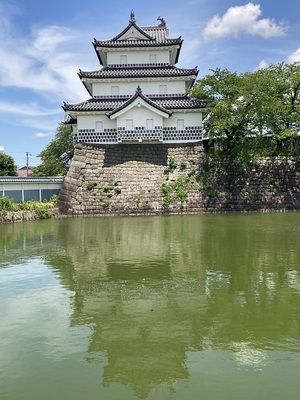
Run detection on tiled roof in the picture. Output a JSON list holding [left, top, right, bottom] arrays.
[[149, 97, 207, 109], [142, 26, 170, 43], [93, 37, 182, 48], [63, 98, 126, 112], [79, 66, 198, 79], [0, 176, 64, 183], [63, 94, 207, 113], [93, 15, 182, 66], [93, 19, 181, 48], [64, 114, 77, 124]]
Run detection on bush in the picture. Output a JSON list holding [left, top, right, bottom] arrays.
[[0, 196, 57, 220], [0, 196, 14, 211], [35, 207, 52, 219]]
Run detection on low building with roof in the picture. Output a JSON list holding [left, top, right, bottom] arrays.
[[0, 176, 64, 202], [17, 166, 34, 177]]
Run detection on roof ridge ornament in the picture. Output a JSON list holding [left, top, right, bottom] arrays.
[[157, 16, 166, 26], [129, 10, 136, 24], [136, 85, 142, 95]]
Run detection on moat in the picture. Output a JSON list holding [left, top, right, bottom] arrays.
[[1, 213, 300, 399]]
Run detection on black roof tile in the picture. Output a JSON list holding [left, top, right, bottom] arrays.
[[78, 65, 198, 79], [63, 94, 207, 113]]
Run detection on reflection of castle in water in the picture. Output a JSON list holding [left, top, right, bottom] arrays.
[[2, 214, 300, 398], [59, 216, 208, 398], [55, 214, 300, 398]]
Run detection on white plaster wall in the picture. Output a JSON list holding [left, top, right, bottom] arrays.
[[77, 115, 116, 130], [93, 80, 185, 96], [165, 112, 202, 127], [107, 49, 170, 65], [76, 109, 202, 132], [116, 107, 164, 128], [1, 182, 61, 191]]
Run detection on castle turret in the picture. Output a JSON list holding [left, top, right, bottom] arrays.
[[63, 11, 206, 145]]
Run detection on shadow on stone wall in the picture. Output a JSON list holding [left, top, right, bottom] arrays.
[[103, 144, 168, 167]]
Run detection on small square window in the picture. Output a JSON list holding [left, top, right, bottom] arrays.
[[177, 119, 184, 130], [126, 119, 133, 130], [159, 85, 167, 95], [96, 121, 103, 132], [111, 86, 119, 95], [146, 119, 154, 130], [120, 55, 127, 64], [149, 54, 157, 64]]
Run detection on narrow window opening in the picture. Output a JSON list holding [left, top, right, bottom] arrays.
[[111, 86, 119, 95], [120, 55, 127, 64], [159, 85, 167, 95], [149, 54, 157, 64], [177, 119, 184, 130], [96, 121, 103, 132], [146, 119, 154, 130], [126, 119, 133, 130]]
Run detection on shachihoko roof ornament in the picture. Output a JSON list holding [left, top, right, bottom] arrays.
[[129, 9, 136, 24]]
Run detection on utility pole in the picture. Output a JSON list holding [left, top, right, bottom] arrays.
[[26, 152, 31, 176]]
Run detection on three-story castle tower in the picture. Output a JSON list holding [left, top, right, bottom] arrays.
[[58, 12, 207, 215]]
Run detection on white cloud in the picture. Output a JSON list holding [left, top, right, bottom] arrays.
[[0, 146, 4, 152], [203, 3, 286, 41], [0, 101, 61, 116], [0, 13, 92, 102], [17, 115, 61, 132], [33, 132, 53, 138], [258, 48, 300, 70], [287, 48, 300, 63], [256, 59, 269, 70]]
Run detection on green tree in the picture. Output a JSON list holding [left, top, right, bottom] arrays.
[[0, 153, 17, 176], [32, 124, 74, 176], [258, 63, 300, 141], [191, 63, 300, 162]]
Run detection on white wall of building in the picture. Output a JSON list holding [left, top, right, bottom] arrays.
[[165, 112, 202, 127], [116, 107, 164, 129], [107, 49, 170, 65], [77, 115, 116, 130], [76, 110, 201, 132], [0, 179, 63, 202], [92, 80, 186, 97]]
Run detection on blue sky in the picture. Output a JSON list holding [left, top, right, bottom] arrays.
[[0, 0, 299, 168]]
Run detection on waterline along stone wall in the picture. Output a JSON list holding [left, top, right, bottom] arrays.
[[57, 143, 300, 215]]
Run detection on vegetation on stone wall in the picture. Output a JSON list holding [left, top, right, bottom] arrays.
[[161, 158, 201, 210], [160, 152, 300, 212], [197, 155, 300, 210], [84, 179, 122, 209], [87, 181, 98, 190]]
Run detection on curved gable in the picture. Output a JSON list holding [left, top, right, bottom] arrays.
[[112, 22, 154, 41], [107, 87, 172, 119]]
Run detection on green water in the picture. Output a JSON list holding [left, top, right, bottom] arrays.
[[1, 213, 300, 399]]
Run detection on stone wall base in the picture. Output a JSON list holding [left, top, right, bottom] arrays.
[[57, 143, 300, 215]]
